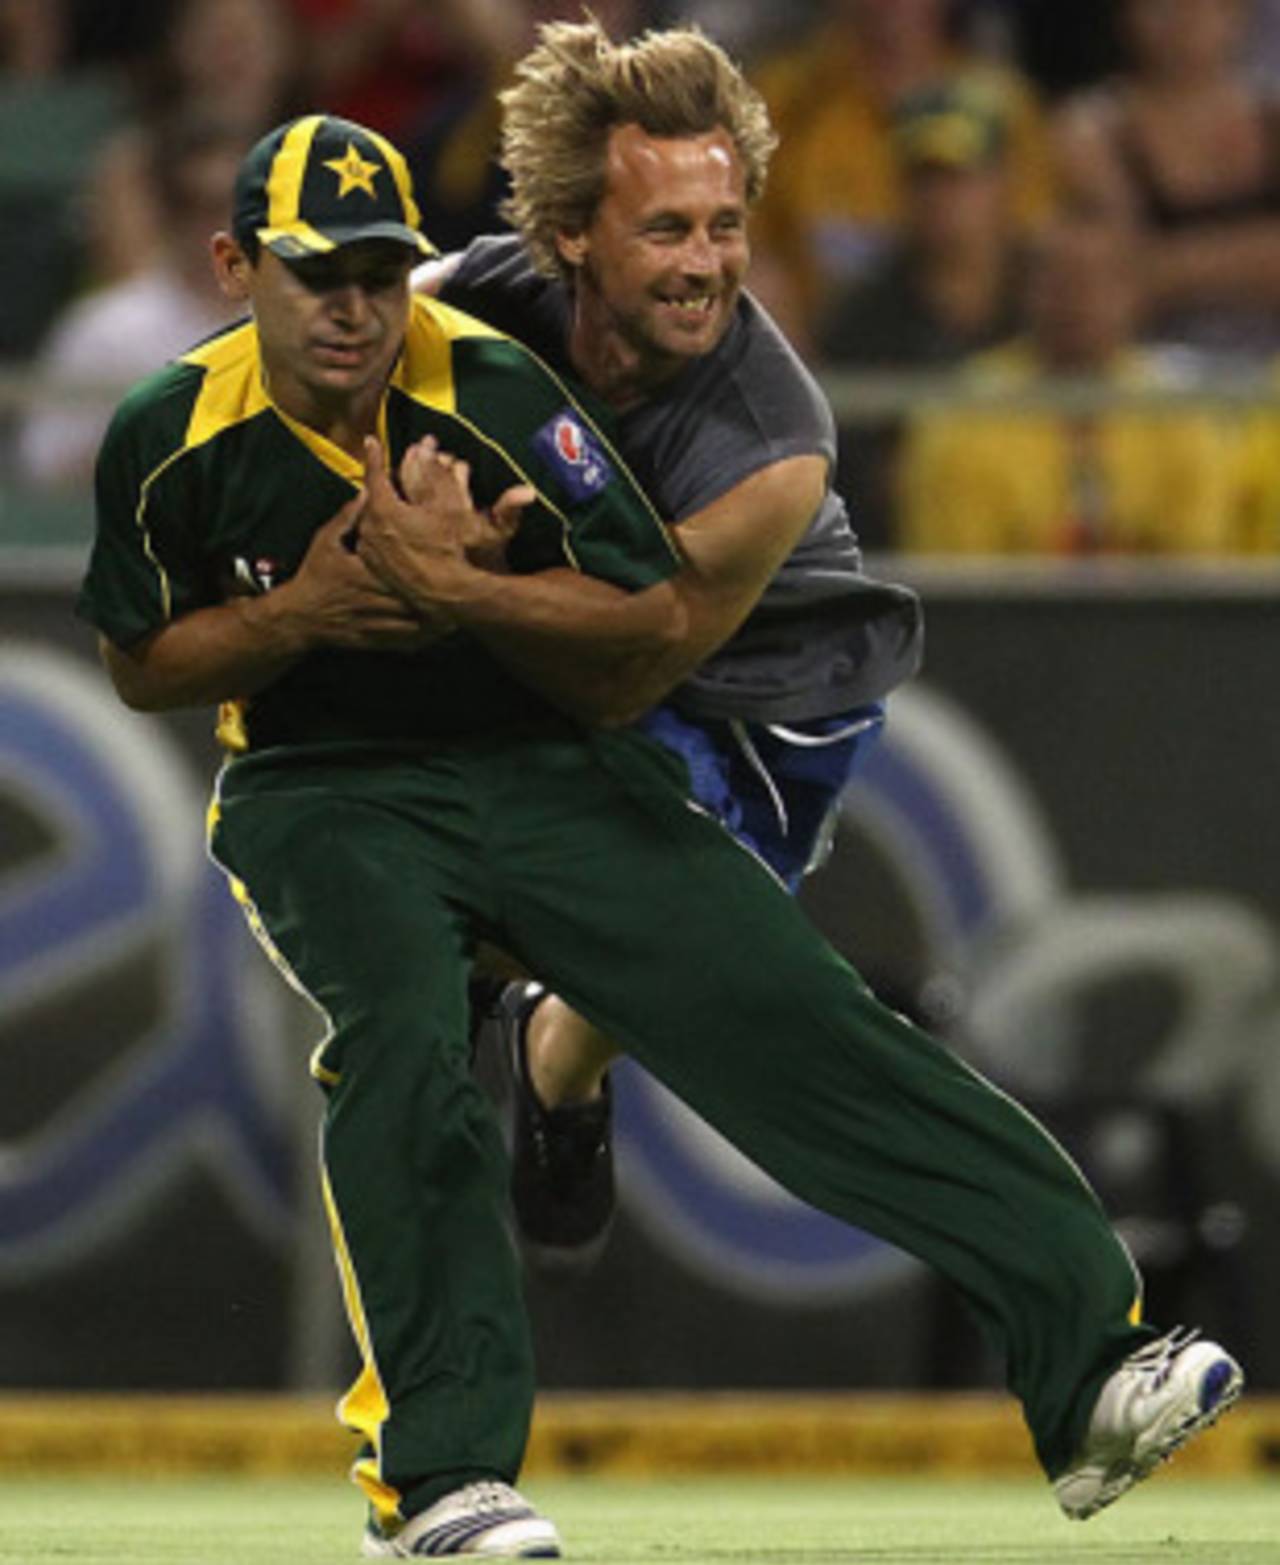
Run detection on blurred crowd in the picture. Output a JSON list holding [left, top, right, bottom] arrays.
[[6, 0, 1280, 553]]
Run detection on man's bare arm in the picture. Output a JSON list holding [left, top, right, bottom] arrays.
[[358, 436, 824, 726], [511, 455, 825, 724]]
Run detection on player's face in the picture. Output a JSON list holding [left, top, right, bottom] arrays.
[[220, 238, 415, 419], [562, 124, 750, 381]]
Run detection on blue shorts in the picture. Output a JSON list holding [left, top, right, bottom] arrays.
[[636, 702, 885, 891]]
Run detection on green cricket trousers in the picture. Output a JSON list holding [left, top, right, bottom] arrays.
[[209, 721, 1150, 1528]]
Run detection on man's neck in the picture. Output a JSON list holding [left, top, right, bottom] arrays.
[[566, 318, 684, 413], [264, 370, 388, 461]]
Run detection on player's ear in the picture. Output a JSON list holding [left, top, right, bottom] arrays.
[[211, 232, 254, 301], [555, 229, 589, 270]]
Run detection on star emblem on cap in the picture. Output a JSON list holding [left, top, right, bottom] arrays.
[[323, 142, 382, 199]]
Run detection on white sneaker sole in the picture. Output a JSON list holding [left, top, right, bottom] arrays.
[[1057, 1347, 1244, 1520], [362, 1529, 561, 1558]]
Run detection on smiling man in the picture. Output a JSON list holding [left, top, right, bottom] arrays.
[[554, 119, 750, 397], [414, 18, 924, 1271]]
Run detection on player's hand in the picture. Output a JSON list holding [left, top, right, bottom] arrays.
[[399, 436, 533, 572], [358, 436, 507, 613], [278, 492, 450, 651], [486, 479, 535, 569]]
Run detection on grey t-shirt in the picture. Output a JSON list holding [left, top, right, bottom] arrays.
[[442, 234, 923, 722]]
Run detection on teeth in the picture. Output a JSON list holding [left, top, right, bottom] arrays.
[[667, 297, 711, 314]]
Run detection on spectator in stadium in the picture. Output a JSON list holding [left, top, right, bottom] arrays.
[[286, 0, 517, 147], [976, 0, 1123, 97], [0, 0, 66, 75], [80, 81, 1241, 1557], [17, 112, 247, 488], [818, 78, 1026, 549], [895, 215, 1242, 553], [401, 0, 651, 254], [1053, 0, 1280, 362], [745, 0, 1053, 350], [86, 0, 301, 285]]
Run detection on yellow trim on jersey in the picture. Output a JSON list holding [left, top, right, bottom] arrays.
[[393, 295, 462, 414], [181, 322, 272, 448], [132, 448, 188, 621], [393, 297, 580, 564], [265, 115, 324, 233], [321, 1166, 402, 1527], [180, 319, 376, 486], [269, 394, 385, 486], [121, 323, 269, 628], [416, 292, 506, 346], [162, 293, 673, 600], [126, 327, 272, 626], [409, 295, 677, 568]]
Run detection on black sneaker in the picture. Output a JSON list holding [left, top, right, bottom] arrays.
[[501, 983, 615, 1279]]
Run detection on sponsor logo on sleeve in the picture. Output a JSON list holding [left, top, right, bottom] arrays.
[[532, 411, 613, 501]]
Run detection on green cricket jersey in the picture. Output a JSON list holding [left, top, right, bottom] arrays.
[[77, 294, 678, 750]]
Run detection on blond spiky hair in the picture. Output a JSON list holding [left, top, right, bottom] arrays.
[[498, 15, 777, 278]]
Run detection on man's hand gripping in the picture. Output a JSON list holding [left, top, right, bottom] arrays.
[[357, 435, 534, 620]]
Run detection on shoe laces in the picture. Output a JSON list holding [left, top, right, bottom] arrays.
[[1122, 1325, 1201, 1392], [529, 1094, 609, 1186], [455, 1480, 525, 1515]]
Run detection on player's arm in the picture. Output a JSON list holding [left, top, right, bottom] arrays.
[[359, 436, 823, 725], [101, 496, 436, 711]]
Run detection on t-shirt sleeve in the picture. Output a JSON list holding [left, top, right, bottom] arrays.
[[441, 235, 566, 361], [75, 382, 203, 648], [623, 294, 839, 527]]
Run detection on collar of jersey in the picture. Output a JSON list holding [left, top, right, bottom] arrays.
[[264, 300, 456, 482], [184, 303, 457, 484], [264, 370, 389, 485]]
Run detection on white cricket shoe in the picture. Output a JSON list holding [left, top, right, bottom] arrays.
[[1055, 1326, 1243, 1520], [361, 1481, 562, 1557]]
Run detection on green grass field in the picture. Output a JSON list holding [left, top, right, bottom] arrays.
[[1, 1474, 1277, 1564]]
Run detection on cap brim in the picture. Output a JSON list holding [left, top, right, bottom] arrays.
[[258, 220, 435, 259]]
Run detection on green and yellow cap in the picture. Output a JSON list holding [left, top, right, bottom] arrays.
[[232, 113, 436, 259], [892, 81, 1008, 173]]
